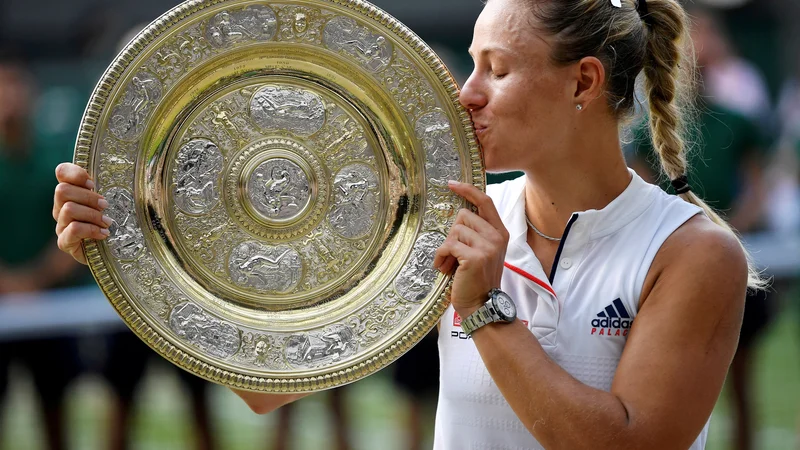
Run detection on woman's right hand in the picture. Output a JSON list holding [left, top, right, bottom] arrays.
[[53, 163, 112, 265]]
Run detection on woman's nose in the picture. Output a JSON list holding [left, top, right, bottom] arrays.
[[459, 71, 487, 111]]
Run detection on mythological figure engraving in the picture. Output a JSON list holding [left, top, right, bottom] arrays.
[[250, 85, 326, 137], [416, 111, 462, 186], [285, 325, 357, 367], [316, 106, 374, 162], [147, 24, 212, 86], [276, 6, 327, 43], [323, 16, 393, 73], [97, 137, 136, 189], [395, 232, 446, 302], [423, 187, 460, 234], [329, 164, 380, 239], [174, 139, 224, 215], [379, 52, 437, 121], [247, 158, 312, 221], [228, 242, 303, 293], [104, 187, 145, 261], [169, 303, 241, 359], [205, 5, 278, 47], [109, 72, 162, 141]]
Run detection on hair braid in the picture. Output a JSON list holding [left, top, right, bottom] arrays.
[[642, 0, 766, 290]]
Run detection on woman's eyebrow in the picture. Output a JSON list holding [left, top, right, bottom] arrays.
[[468, 45, 514, 59]]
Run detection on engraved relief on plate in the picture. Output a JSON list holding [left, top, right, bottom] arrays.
[[323, 16, 393, 73], [395, 232, 446, 302], [174, 139, 224, 215], [275, 5, 328, 44], [109, 71, 163, 142], [285, 324, 358, 368], [329, 163, 380, 239], [415, 111, 462, 187], [205, 5, 278, 48], [145, 23, 212, 89], [250, 85, 326, 137], [246, 158, 312, 222], [169, 302, 241, 359], [226, 138, 329, 241], [103, 187, 145, 261], [228, 242, 303, 293]]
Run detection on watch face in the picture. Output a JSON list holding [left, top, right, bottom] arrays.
[[493, 291, 516, 321]]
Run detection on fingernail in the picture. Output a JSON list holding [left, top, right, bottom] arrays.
[[447, 180, 460, 186], [86, 180, 96, 190], [102, 215, 113, 227], [98, 199, 109, 210], [100, 228, 110, 236]]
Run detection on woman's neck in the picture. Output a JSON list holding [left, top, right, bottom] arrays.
[[522, 124, 631, 237]]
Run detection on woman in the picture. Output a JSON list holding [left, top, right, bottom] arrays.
[[53, 0, 759, 448]]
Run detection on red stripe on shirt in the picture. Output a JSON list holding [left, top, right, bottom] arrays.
[[504, 262, 557, 298]]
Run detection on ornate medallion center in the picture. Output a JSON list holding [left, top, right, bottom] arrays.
[[246, 157, 312, 222]]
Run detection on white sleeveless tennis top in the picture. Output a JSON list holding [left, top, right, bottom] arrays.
[[434, 170, 708, 449]]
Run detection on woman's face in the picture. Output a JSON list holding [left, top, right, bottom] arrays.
[[460, 0, 576, 173]]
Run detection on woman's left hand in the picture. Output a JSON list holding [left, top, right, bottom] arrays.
[[434, 181, 509, 318]]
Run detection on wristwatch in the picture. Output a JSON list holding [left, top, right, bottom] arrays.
[[461, 288, 517, 336]]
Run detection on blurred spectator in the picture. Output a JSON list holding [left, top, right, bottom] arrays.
[[392, 330, 439, 450], [630, 9, 776, 450], [96, 332, 217, 450], [0, 51, 86, 450], [100, 331, 153, 450], [691, 8, 773, 130], [173, 368, 216, 450], [276, 388, 351, 450]]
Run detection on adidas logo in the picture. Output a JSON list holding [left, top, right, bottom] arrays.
[[590, 298, 633, 337]]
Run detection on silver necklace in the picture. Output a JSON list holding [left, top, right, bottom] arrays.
[[525, 216, 562, 242]]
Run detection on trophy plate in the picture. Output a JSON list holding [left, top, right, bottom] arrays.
[[75, 0, 484, 392]]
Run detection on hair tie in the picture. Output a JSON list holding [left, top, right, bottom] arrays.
[[637, 0, 654, 26], [610, 0, 651, 25], [671, 175, 692, 195]]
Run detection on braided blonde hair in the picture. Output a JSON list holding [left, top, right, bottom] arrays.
[[523, 0, 765, 289]]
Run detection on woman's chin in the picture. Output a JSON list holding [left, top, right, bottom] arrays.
[[482, 152, 506, 173]]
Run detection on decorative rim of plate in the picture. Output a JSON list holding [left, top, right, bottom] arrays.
[[75, 0, 485, 392]]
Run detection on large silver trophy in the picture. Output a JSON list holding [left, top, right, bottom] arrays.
[[76, 0, 483, 392]]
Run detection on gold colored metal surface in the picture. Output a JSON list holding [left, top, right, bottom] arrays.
[[75, 0, 484, 392]]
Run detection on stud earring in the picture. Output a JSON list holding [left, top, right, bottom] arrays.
[[576, 104, 583, 111]]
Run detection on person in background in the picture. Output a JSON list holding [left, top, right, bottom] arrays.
[[0, 51, 86, 450], [391, 330, 439, 450], [771, 62, 800, 236], [689, 8, 773, 129], [629, 9, 773, 450], [275, 388, 351, 450], [775, 60, 800, 449]]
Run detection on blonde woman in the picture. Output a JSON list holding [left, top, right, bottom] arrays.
[[54, 0, 759, 448]]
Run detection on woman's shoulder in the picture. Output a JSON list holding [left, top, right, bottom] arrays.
[[642, 213, 749, 308]]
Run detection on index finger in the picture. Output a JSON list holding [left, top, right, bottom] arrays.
[[55, 163, 95, 190], [447, 180, 504, 231]]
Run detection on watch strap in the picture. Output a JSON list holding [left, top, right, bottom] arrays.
[[461, 302, 499, 336]]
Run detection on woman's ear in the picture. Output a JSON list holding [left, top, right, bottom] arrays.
[[574, 56, 606, 109]]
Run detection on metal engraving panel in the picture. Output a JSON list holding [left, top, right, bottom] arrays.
[[75, 0, 484, 393]]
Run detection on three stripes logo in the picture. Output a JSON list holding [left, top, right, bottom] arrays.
[[590, 298, 633, 337]]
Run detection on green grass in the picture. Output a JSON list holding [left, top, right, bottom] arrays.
[[2, 304, 798, 450]]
